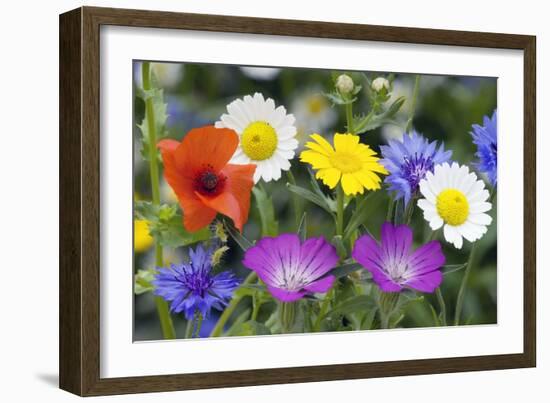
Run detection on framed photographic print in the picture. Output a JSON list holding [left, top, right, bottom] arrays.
[[59, 6, 536, 396]]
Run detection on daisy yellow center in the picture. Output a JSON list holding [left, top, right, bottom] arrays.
[[329, 152, 362, 173], [436, 189, 469, 226], [241, 121, 278, 161]]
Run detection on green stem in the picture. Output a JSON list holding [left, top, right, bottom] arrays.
[[142, 62, 176, 340], [251, 294, 261, 321], [345, 102, 354, 134], [336, 185, 344, 237], [185, 317, 194, 339], [279, 302, 297, 333], [313, 288, 333, 332], [379, 292, 399, 329], [454, 243, 477, 326], [436, 288, 447, 326], [386, 197, 395, 222], [193, 313, 203, 338], [405, 75, 421, 133], [210, 272, 258, 337]]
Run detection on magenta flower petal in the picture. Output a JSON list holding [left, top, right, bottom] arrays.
[[404, 270, 443, 293], [243, 233, 339, 302], [267, 286, 306, 302], [352, 222, 445, 294], [304, 274, 335, 293]]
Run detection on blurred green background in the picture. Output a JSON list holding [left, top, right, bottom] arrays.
[[133, 61, 497, 341]]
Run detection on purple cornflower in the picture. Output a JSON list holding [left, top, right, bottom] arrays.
[[152, 244, 239, 320], [471, 110, 497, 187], [380, 131, 452, 206], [352, 222, 445, 293], [243, 234, 339, 302]]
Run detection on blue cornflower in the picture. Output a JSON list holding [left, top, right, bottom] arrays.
[[152, 245, 239, 320], [471, 110, 497, 187], [380, 131, 452, 206]]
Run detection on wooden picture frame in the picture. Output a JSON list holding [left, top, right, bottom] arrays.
[[59, 6, 536, 396]]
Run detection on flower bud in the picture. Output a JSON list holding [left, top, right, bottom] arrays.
[[372, 77, 390, 93], [335, 74, 354, 94]]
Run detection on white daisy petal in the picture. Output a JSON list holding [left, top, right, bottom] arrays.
[[278, 138, 299, 151], [429, 216, 444, 230], [419, 179, 436, 204], [468, 213, 493, 226], [220, 114, 244, 132], [469, 201, 492, 214], [444, 224, 463, 249]]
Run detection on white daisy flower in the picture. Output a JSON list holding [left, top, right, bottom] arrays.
[[215, 93, 298, 183], [417, 162, 493, 249]]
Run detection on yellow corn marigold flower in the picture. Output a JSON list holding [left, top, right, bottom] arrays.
[[300, 133, 388, 196], [134, 219, 154, 253]]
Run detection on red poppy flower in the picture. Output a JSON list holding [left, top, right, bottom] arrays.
[[158, 126, 256, 233]]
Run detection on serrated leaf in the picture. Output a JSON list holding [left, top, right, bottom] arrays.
[[252, 187, 279, 237], [134, 201, 209, 248], [354, 96, 406, 134], [134, 269, 155, 295], [137, 87, 169, 162]]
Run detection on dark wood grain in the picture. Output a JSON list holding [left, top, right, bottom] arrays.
[[59, 6, 537, 396]]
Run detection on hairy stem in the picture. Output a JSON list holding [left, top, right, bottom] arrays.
[[142, 61, 176, 339]]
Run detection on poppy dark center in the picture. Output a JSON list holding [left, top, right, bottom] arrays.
[[194, 165, 226, 196]]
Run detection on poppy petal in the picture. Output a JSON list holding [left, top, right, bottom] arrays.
[[180, 195, 217, 232], [175, 126, 239, 173], [158, 138, 193, 198]]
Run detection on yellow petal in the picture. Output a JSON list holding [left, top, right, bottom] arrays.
[[334, 133, 359, 153], [362, 161, 389, 175], [341, 173, 364, 196], [300, 150, 332, 169], [303, 141, 334, 157], [309, 133, 334, 154], [316, 168, 341, 189], [354, 169, 382, 190]]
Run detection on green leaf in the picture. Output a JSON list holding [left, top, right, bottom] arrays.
[[228, 320, 272, 336], [343, 190, 385, 241], [323, 91, 356, 105], [137, 87, 169, 161], [223, 218, 253, 251], [224, 309, 251, 336], [134, 201, 209, 248], [354, 96, 405, 134], [442, 263, 468, 275], [252, 187, 279, 237], [134, 269, 155, 295], [323, 295, 377, 320], [324, 262, 363, 280], [297, 212, 307, 241], [287, 183, 334, 216], [428, 302, 441, 326]]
